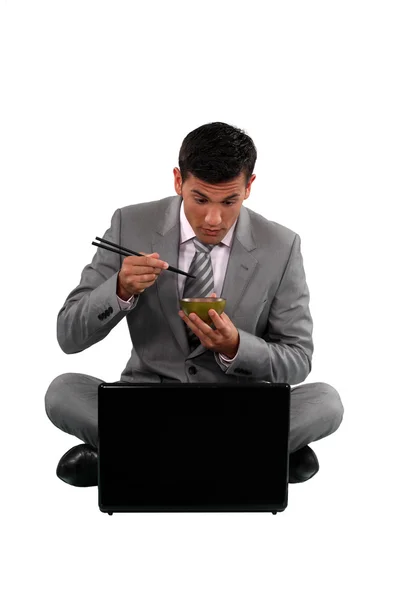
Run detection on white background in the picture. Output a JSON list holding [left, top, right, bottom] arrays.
[[1, 1, 399, 598]]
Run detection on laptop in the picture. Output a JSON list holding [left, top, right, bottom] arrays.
[[98, 382, 291, 515]]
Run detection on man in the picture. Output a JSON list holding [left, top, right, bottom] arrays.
[[45, 121, 344, 487]]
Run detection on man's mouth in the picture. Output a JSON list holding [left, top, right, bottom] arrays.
[[202, 229, 221, 236]]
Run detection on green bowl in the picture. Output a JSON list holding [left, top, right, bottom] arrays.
[[179, 297, 226, 325]]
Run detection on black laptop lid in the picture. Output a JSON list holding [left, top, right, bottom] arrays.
[[98, 382, 291, 513]]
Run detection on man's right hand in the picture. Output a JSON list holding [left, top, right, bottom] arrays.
[[117, 252, 169, 300]]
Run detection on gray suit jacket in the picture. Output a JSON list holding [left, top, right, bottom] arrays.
[[57, 195, 313, 385]]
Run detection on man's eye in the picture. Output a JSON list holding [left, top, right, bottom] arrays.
[[194, 198, 234, 205]]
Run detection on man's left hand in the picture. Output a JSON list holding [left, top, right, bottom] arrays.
[[178, 302, 239, 358]]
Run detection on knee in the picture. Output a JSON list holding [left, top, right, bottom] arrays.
[[44, 372, 78, 425], [318, 382, 344, 432]]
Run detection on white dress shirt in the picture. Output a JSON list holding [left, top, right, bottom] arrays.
[[177, 201, 234, 297]]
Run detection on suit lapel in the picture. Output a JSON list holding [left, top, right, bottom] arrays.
[[221, 207, 259, 318], [152, 196, 190, 355]]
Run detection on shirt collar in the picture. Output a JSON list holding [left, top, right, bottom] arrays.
[[179, 199, 236, 247]]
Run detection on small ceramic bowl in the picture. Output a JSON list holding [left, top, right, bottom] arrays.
[[179, 297, 226, 325]]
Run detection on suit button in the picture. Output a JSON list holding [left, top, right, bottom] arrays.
[[98, 313, 104, 320], [188, 366, 197, 375], [109, 307, 113, 314]]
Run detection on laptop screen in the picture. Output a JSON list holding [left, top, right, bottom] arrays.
[[98, 382, 290, 512]]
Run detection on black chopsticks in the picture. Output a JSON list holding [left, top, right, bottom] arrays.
[[92, 236, 196, 279]]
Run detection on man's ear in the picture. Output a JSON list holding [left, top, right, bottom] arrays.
[[173, 167, 182, 195], [244, 173, 256, 199]]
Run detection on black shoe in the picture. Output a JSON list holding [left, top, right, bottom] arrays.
[[289, 445, 319, 483], [56, 443, 98, 487]]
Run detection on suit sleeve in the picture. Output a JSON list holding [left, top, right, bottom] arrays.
[[215, 234, 314, 385], [56, 208, 138, 354]]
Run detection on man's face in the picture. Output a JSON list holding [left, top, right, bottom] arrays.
[[173, 168, 256, 245]]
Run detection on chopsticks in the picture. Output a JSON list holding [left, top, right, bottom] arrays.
[[92, 236, 196, 279]]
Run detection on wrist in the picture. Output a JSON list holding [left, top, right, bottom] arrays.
[[221, 334, 240, 359], [117, 283, 132, 301], [222, 349, 236, 360]]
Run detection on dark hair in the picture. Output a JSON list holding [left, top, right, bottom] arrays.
[[178, 122, 257, 185]]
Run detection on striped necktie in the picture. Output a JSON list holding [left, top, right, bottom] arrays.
[[182, 238, 215, 349]]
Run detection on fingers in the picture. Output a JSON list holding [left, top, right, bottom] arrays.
[[143, 252, 169, 270], [178, 309, 238, 357], [118, 252, 169, 296], [180, 311, 217, 337], [180, 308, 230, 338], [125, 253, 169, 273]]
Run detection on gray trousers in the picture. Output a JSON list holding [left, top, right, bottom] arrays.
[[44, 373, 344, 454]]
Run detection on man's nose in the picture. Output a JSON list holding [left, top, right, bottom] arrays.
[[205, 207, 222, 226]]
